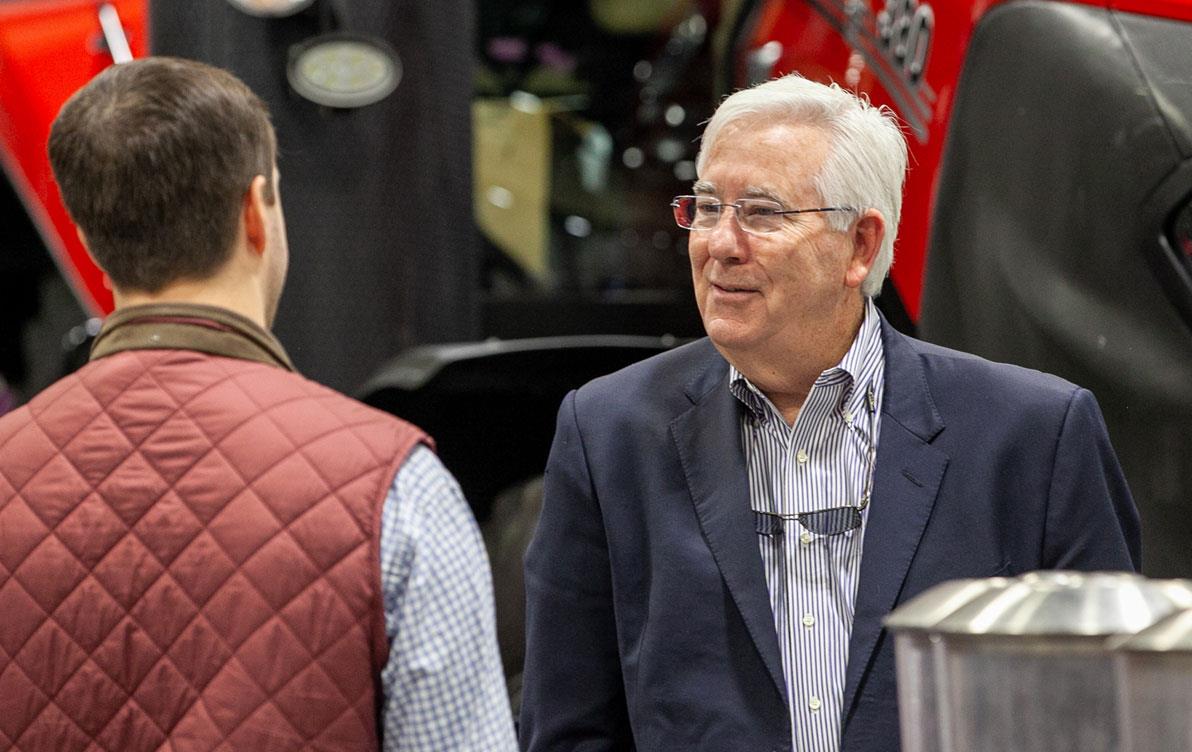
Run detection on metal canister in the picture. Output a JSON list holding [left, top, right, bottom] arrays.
[[887, 572, 1189, 752], [1115, 604, 1192, 752], [883, 578, 1010, 752]]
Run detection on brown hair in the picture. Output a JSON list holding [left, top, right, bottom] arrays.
[[48, 56, 277, 293]]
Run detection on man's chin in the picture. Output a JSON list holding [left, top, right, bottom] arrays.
[[704, 320, 760, 353]]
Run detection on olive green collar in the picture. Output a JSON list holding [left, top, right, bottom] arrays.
[[89, 303, 295, 372]]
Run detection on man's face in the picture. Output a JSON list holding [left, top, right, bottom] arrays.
[[262, 166, 289, 328], [688, 121, 857, 365]]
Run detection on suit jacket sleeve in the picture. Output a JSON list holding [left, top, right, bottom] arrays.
[[520, 390, 634, 752], [1043, 387, 1141, 570]]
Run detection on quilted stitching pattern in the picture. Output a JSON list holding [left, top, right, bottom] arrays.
[[0, 350, 423, 751]]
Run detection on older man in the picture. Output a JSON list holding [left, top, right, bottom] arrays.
[[519, 74, 1139, 752], [0, 58, 515, 751]]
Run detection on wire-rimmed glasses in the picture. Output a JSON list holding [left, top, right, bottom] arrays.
[[671, 194, 856, 235]]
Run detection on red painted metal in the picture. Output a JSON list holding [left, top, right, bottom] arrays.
[[1110, 0, 1192, 20], [0, 0, 148, 316]]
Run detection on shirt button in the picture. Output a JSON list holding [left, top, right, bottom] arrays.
[[800, 531, 813, 545], [802, 613, 816, 628], [796, 449, 809, 464], [809, 696, 822, 711], [843, 410, 853, 424]]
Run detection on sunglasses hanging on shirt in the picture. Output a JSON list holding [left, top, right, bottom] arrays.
[[753, 385, 878, 539]]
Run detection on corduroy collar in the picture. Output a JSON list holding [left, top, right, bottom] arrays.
[[89, 303, 295, 372]]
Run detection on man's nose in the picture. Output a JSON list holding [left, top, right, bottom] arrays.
[[705, 208, 748, 262]]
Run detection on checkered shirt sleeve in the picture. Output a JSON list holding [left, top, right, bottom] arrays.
[[379, 445, 517, 751]]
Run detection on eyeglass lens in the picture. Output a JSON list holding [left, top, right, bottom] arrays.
[[753, 507, 863, 538], [672, 195, 787, 234], [797, 506, 863, 535]]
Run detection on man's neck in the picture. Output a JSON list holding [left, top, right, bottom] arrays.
[[725, 299, 867, 425], [114, 278, 268, 330]]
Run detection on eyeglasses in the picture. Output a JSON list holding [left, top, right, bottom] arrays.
[[751, 386, 878, 539], [671, 194, 856, 235]]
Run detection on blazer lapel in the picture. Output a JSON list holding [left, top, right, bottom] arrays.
[[842, 321, 950, 726], [670, 355, 789, 708]]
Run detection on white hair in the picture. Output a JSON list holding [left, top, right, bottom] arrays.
[[696, 74, 908, 297]]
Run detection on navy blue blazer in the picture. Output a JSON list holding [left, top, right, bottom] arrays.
[[520, 319, 1140, 752]]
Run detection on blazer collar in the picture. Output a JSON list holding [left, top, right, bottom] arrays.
[[671, 347, 790, 708]]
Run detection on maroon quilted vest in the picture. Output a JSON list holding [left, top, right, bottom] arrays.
[[0, 349, 427, 751]]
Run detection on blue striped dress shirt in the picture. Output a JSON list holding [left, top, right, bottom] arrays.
[[378, 445, 518, 751], [729, 299, 885, 752]]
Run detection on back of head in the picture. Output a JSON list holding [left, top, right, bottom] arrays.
[[697, 75, 908, 297], [48, 56, 276, 293]]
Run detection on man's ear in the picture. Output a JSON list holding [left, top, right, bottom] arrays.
[[844, 209, 886, 289], [75, 227, 113, 291], [242, 174, 270, 256]]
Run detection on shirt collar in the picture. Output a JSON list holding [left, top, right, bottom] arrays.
[[89, 302, 296, 371], [729, 298, 884, 423]]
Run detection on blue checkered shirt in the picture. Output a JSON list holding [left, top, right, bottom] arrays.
[[379, 445, 518, 751]]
